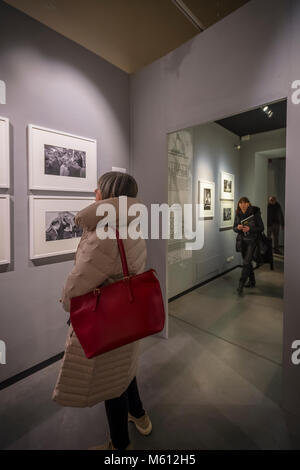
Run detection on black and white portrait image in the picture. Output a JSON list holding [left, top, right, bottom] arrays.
[[224, 179, 232, 193], [44, 145, 86, 178], [223, 207, 232, 221], [45, 211, 83, 242], [198, 180, 215, 219], [204, 188, 211, 211], [220, 172, 234, 201]]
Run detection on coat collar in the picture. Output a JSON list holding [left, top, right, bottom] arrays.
[[75, 196, 142, 231]]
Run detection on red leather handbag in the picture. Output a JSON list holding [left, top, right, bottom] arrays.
[[70, 229, 165, 359]]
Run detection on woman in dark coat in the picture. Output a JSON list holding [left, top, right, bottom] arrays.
[[233, 197, 264, 295]]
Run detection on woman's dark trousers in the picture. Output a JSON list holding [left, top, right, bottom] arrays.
[[104, 377, 145, 450], [241, 240, 256, 284]]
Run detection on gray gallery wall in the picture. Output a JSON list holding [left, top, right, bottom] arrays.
[[0, 1, 130, 382], [168, 122, 240, 299], [131, 0, 300, 417]]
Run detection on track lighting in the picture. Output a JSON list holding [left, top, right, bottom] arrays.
[[262, 105, 273, 118], [172, 0, 205, 31]]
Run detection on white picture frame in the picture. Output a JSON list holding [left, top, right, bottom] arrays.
[[198, 180, 215, 218], [28, 124, 97, 192], [0, 117, 10, 188], [220, 171, 235, 200], [0, 195, 11, 265], [29, 195, 94, 259], [220, 200, 235, 229]]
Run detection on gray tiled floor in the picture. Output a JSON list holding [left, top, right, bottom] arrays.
[[169, 259, 284, 365], [1, 256, 300, 449]]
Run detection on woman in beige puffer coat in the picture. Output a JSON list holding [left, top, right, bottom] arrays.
[[52, 172, 152, 450]]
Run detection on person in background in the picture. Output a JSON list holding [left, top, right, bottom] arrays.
[[45, 217, 61, 241], [61, 212, 75, 239], [233, 197, 264, 295], [52, 172, 152, 450], [60, 156, 70, 176], [267, 196, 284, 254], [47, 155, 60, 175], [68, 158, 82, 177]]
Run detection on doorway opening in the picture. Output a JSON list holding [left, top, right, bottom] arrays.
[[167, 98, 287, 393]]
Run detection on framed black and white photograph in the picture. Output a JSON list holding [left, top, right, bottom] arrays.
[[28, 124, 97, 192], [29, 196, 94, 259], [198, 180, 215, 218], [220, 171, 235, 200], [0, 116, 10, 188], [45, 211, 83, 242], [220, 200, 235, 229], [0, 195, 10, 265]]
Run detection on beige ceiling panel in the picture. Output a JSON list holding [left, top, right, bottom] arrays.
[[5, 0, 198, 72], [4, 0, 250, 73]]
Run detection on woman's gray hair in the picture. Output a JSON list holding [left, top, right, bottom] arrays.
[[97, 171, 138, 200]]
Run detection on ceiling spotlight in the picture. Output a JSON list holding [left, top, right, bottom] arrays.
[[261, 105, 274, 118]]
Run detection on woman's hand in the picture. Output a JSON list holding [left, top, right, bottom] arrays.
[[237, 224, 243, 230], [242, 226, 250, 232]]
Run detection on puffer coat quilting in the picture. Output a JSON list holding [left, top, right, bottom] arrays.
[[52, 196, 147, 408]]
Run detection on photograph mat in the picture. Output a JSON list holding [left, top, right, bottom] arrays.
[[0, 117, 9, 188], [220, 200, 234, 228], [30, 196, 94, 259], [28, 125, 97, 192], [0, 195, 10, 264], [220, 171, 235, 200]]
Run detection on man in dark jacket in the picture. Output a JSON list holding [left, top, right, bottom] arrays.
[[233, 198, 264, 295], [267, 196, 284, 254]]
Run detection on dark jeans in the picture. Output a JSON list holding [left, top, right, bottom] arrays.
[[105, 377, 145, 450], [240, 240, 256, 283], [267, 223, 280, 250]]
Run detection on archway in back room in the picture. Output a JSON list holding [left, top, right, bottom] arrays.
[[254, 148, 286, 249]]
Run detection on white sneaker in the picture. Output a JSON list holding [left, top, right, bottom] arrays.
[[128, 412, 152, 436]]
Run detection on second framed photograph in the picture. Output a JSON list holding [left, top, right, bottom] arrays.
[[198, 180, 215, 218], [220, 171, 235, 200], [28, 124, 97, 192], [0, 195, 10, 265], [220, 200, 235, 229], [0, 116, 10, 188], [29, 196, 95, 259]]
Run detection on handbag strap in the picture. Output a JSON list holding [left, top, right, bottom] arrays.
[[115, 228, 129, 278]]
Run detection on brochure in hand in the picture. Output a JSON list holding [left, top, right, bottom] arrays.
[[241, 214, 255, 236], [241, 214, 254, 226]]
